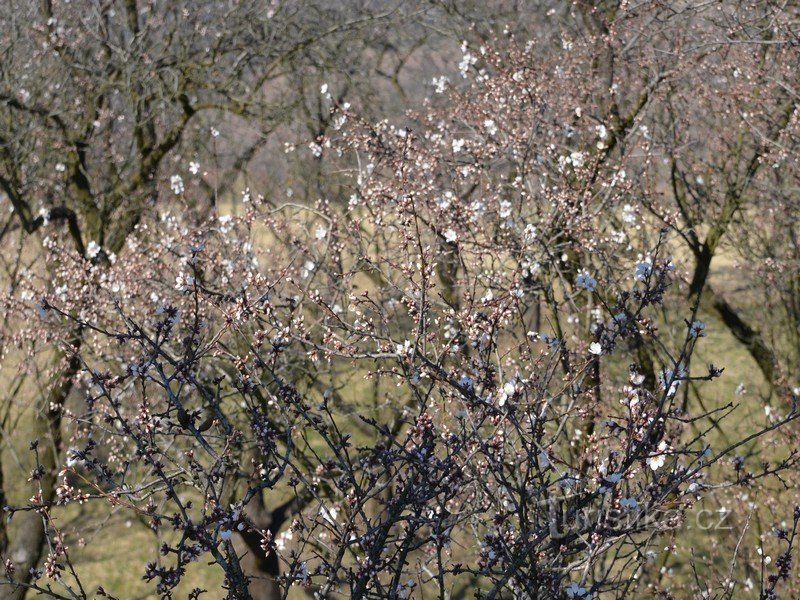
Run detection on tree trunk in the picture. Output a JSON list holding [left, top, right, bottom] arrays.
[[236, 494, 304, 600], [3, 340, 80, 599]]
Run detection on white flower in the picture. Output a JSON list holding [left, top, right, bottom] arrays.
[[596, 124, 608, 140], [170, 174, 184, 195], [320, 83, 328, 95], [211, 127, 220, 137], [315, 225, 328, 240], [611, 312, 627, 326], [444, 228, 458, 243], [175, 272, 195, 293], [308, 142, 323, 157], [431, 76, 450, 93], [484, 119, 498, 136], [621, 204, 637, 224], [658, 363, 686, 398], [452, 138, 466, 153], [565, 582, 588, 598], [189, 161, 200, 175], [498, 381, 516, 407], [319, 504, 338, 525], [523, 223, 537, 241], [634, 261, 652, 282], [470, 198, 486, 219], [589, 342, 602, 356], [435, 193, 451, 209], [606, 472, 623, 484], [37, 207, 50, 226], [218, 214, 233, 233], [301, 260, 315, 279], [65, 448, 82, 468], [55, 162, 66, 173], [689, 320, 706, 338], [220, 529, 232, 541], [620, 497, 638, 510], [458, 43, 477, 77], [648, 441, 669, 471], [575, 271, 597, 292], [458, 376, 474, 389], [569, 151, 585, 168], [86, 241, 101, 259]]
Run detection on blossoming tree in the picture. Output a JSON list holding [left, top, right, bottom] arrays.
[[2, 1, 800, 599]]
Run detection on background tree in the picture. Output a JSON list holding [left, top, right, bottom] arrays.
[[1, 1, 799, 598]]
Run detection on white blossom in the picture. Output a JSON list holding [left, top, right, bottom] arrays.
[[575, 271, 597, 292], [622, 204, 637, 224], [319, 504, 338, 525], [498, 381, 516, 407], [565, 582, 588, 598], [659, 363, 685, 398], [218, 214, 233, 233], [689, 320, 706, 338], [634, 261, 652, 282], [175, 272, 195, 293], [169, 174, 184, 195], [301, 260, 315, 279], [648, 441, 669, 471], [458, 42, 477, 77], [86, 241, 101, 259], [431, 76, 450, 94]]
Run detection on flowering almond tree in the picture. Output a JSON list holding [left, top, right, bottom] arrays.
[[0, 1, 462, 596], [2, 2, 800, 599]]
